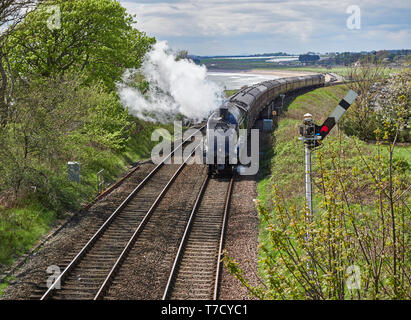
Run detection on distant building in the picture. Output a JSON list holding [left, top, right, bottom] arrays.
[[299, 54, 320, 63]]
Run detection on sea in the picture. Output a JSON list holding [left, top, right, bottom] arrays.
[[206, 71, 280, 90]]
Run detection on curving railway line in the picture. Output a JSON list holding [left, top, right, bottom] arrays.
[[26, 73, 330, 300]]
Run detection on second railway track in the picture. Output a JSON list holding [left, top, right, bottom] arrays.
[[163, 176, 234, 300]]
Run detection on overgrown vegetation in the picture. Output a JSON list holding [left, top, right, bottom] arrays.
[[0, 0, 158, 268], [225, 84, 410, 300], [343, 67, 410, 142]]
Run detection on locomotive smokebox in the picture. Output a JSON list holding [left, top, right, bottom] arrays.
[[217, 106, 229, 120]]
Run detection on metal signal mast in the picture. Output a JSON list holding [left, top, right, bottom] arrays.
[[299, 89, 358, 216], [298, 89, 358, 281]]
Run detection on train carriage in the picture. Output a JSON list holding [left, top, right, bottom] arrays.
[[206, 74, 325, 175]]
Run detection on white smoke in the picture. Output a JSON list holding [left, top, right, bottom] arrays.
[[117, 41, 224, 123]]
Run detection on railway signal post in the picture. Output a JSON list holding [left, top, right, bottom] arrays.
[[298, 89, 358, 219], [298, 89, 358, 285], [299, 113, 320, 223]]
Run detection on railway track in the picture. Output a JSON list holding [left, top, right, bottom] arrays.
[[37, 127, 205, 300], [34, 123, 235, 300], [100, 163, 206, 299], [163, 176, 234, 300]]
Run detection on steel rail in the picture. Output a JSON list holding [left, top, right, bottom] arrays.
[[213, 176, 234, 300], [93, 145, 201, 299], [162, 174, 210, 300], [40, 126, 205, 300], [162, 175, 234, 300]]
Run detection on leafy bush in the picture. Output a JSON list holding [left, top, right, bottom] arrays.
[[342, 68, 410, 142], [226, 136, 410, 300], [0, 203, 56, 265], [0, 74, 132, 208]]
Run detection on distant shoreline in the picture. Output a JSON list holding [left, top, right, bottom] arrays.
[[248, 68, 319, 77], [207, 68, 319, 78]]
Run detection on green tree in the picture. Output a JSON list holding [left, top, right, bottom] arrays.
[[0, 0, 40, 125], [374, 70, 411, 143], [342, 63, 387, 141], [6, 0, 155, 90]]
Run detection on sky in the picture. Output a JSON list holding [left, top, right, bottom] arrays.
[[119, 0, 411, 56]]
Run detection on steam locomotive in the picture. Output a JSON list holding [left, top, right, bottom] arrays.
[[205, 74, 325, 175]]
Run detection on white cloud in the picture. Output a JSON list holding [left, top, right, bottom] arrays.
[[120, 0, 411, 54], [122, 0, 339, 37]]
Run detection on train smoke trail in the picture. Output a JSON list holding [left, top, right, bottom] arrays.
[[117, 41, 224, 123]]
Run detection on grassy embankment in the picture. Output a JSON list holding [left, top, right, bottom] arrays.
[[0, 120, 173, 272], [256, 84, 410, 275], [258, 85, 350, 205]]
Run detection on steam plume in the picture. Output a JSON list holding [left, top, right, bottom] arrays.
[[117, 41, 224, 123]]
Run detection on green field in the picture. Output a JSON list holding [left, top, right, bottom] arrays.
[[279, 66, 403, 78], [277, 66, 350, 76]]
